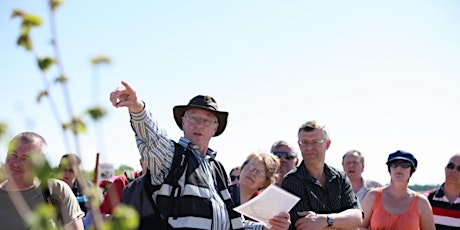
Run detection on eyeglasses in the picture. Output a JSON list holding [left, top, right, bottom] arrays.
[[273, 151, 297, 160], [298, 140, 324, 147], [230, 175, 239, 181], [389, 161, 412, 169], [245, 164, 266, 178], [446, 162, 460, 172], [184, 114, 217, 127]]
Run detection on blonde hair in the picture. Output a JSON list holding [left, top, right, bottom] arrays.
[[241, 152, 280, 189]]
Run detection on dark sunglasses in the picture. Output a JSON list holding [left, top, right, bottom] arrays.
[[230, 175, 239, 181], [446, 162, 460, 172], [273, 151, 297, 160], [389, 161, 412, 169]]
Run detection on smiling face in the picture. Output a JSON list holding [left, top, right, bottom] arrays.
[[5, 134, 45, 189], [182, 108, 218, 150]]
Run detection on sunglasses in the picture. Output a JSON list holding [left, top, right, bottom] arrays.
[[230, 175, 239, 181], [273, 151, 297, 160], [389, 161, 412, 169], [446, 162, 460, 172]]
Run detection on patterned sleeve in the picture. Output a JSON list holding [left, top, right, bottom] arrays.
[[49, 179, 84, 226], [130, 108, 174, 186]]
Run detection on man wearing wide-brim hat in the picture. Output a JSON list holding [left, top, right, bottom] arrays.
[[110, 81, 291, 230], [109, 81, 244, 229]]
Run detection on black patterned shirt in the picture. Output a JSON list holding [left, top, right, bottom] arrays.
[[281, 161, 361, 229]]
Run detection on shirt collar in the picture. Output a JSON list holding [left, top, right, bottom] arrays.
[[178, 137, 217, 159]]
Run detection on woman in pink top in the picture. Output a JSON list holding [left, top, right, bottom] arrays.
[[359, 150, 435, 230]]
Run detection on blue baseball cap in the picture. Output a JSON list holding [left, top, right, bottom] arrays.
[[386, 150, 418, 168]]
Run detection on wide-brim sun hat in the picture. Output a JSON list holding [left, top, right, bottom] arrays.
[[386, 150, 418, 168], [173, 95, 228, 137]]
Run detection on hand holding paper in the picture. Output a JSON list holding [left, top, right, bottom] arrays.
[[233, 185, 300, 228]]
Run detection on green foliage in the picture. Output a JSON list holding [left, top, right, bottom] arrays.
[[17, 34, 33, 50], [11, 10, 42, 51], [0, 122, 7, 141], [91, 55, 111, 65], [26, 204, 59, 230], [55, 74, 68, 83], [37, 57, 55, 72], [114, 164, 135, 176], [50, 0, 63, 11], [110, 205, 140, 230], [62, 117, 87, 134], [87, 106, 107, 121], [36, 90, 49, 103]]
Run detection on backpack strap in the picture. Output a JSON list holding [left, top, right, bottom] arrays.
[[168, 142, 188, 219]]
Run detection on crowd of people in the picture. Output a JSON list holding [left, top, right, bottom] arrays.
[[0, 80, 458, 229]]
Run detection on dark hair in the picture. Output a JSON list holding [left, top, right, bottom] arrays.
[[229, 166, 241, 175]]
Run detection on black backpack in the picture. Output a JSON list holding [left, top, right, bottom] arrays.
[[121, 143, 187, 230]]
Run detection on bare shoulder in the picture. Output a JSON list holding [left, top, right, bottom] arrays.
[[416, 192, 431, 206]]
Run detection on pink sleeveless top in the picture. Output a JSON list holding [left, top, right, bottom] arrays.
[[370, 188, 420, 230]]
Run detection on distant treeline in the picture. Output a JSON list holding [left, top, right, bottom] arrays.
[[409, 184, 440, 193]]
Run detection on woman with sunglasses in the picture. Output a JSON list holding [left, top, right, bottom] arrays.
[[359, 150, 435, 230], [229, 152, 291, 230]]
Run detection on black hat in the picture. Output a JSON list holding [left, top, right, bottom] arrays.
[[386, 150, 418, 168], [173, 95, 228, 136]]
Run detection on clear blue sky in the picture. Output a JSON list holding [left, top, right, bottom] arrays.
[[1, 1, 459, 185]]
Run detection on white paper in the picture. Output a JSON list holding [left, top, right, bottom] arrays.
[[233, 184, 300, 228]]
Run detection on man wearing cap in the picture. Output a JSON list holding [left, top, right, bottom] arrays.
[[110, 81, 245, 229], [270, 140, 298, 186], [425, 153, 460, 229]]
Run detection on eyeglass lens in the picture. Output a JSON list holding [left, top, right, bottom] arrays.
[[273, 151, 296, 160], [446, 162, 460, 172], [390, 161, 411, 168]]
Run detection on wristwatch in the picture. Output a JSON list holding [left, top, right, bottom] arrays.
[[327, 215, 334, 227]]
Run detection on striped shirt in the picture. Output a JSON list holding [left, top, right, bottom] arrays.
[[425, 184, 460, 229], [130, 108, 230, 229], [281, 161, 361, 229]]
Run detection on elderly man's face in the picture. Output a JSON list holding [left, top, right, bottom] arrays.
[[182, 108, 218, 148]]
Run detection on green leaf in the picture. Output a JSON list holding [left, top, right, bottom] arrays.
[[91, 55, 111, 65], [17, 34, 32, 50], [71, 117, 86, 134], [55, 74, 68, 83], [37, 57, 55, 72], [86, 106, 107, 121], [37, 90, 48, 103], [11, 9, 25, 18], [22, 14, 42, 27], [50, 0, 64, 11]]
